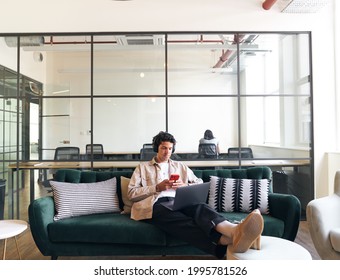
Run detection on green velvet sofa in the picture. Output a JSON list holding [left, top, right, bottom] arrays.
[[28, 166, 301, 260]]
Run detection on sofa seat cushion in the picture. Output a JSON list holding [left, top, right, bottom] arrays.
[[48, 212, 284, 247], [330, 228, 340, 252], [48, 213, 167, 246], [219, 212, 285, 238], [164, 212, 285, 248]]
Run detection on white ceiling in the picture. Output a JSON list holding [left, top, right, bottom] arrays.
[[0, 0, 333, 34]]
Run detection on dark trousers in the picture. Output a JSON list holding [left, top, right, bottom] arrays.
[[145, 197, 227, 259]]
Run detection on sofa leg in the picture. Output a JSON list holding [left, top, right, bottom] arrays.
[[51, 255, 58, 260]]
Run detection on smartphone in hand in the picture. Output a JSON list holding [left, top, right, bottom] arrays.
[[169, 174, 180, 182]]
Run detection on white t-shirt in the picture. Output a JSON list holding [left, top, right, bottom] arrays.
[[154, 162, 176, 203], [159, 162, 170, 180]]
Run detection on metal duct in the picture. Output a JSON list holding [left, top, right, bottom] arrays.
[[280, 0, 331, 13], [262, 0, 330, 13], [4, 36, 45, 47]]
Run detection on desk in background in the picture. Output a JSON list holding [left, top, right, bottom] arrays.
[[7, 161, 140, 219], [7, 159, 310, 219], [80, 153, 222, 161], [81, 152, 230, 161]]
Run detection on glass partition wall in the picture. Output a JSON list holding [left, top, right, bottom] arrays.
[[0, 32, 313, 219]]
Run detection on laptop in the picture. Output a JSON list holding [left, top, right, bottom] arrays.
[[160, 182, 210, 211]]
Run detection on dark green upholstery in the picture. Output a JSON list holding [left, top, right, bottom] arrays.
[[29, 166, 301, 259], [48, 213, 167, 245]]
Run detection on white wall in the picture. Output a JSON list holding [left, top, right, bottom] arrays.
[[0, 0, 336, 198], [0, 38, 46, 82], [42, 49, 237, 154]]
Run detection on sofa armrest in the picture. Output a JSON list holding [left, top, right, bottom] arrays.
[[268, 193, 301, 241], [28, 196, 55, 256], [307, 194, 340, 259]]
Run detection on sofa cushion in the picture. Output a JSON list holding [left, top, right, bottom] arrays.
[[120, 176, 133, 214], [54, 169, 135, 211], [193, 167, 273, 192], [218, 212, 284, 238], [50, 177, 120, 221], [48, 213, 167, 246], [208, 176, 270, 214], [330, 228, 340, 252], [47, 211, 284, 248], [160, 212, 285, 247]]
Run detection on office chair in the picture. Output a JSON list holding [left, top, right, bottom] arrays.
[[54, 146, 80, 160], [198, 143, 218, 159], [227, 147, 253, 159], [140, 147, 156, 161], [142, 143, 153, 149], [41, 146, 80, 189], [86, 144, 104, 160]]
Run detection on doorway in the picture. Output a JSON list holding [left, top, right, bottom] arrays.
[[30, 103, 39, 160]]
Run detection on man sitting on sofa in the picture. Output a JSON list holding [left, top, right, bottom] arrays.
[[128, 131, 264, 259]]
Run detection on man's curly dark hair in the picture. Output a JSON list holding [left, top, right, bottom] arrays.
[[152, 131, 176, 153]]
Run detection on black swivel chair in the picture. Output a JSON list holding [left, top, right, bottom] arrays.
[[198, 143, 218, 159], [227, 147, 254, 159], [54, 146, 80, 160], [85, 144, 104, 160], [139, 143, 157, 161], [142, 143, 153, 149], [42, 146, 80, 189], [140, 148, 157, 161], [140, 145, 157, 160]]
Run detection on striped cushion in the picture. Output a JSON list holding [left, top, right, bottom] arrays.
[[50, 177, 120, 221], [208, 176, 270, 214]]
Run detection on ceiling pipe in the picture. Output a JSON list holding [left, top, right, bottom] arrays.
[[262, 0, 278, 10], [44, 35, 224, 46], [213, 50, 233, 68], [44, 39, 224, 45], [213, 34, 245, 68]]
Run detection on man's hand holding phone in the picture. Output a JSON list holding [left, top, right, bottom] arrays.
[[169, 174, 183, 189], [156, 174, 183, 192], [169, 174, 180, 182]]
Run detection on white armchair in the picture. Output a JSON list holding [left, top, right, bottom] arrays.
[[306, 170, 340, 259]]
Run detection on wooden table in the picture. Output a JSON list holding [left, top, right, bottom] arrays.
[[7, 159, 310, 219]]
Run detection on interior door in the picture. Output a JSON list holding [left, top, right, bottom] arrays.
[[41, 97, 71, 160]]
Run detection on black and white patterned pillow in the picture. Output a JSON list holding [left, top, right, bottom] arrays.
[[50, 177, 120, 221], [208, 176, 270, 214]]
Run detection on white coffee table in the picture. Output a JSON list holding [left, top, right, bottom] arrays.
[[227, 236, 312, 260], [0, 220, 28, 260]]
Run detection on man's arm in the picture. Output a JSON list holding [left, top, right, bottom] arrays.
[[127, 165, 157, 202], [186, 165, 203, 184]]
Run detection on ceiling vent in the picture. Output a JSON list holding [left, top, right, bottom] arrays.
[[4, 36, 45, 47], [115, 35, 164, 46], [278, 0, 331, 13]]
